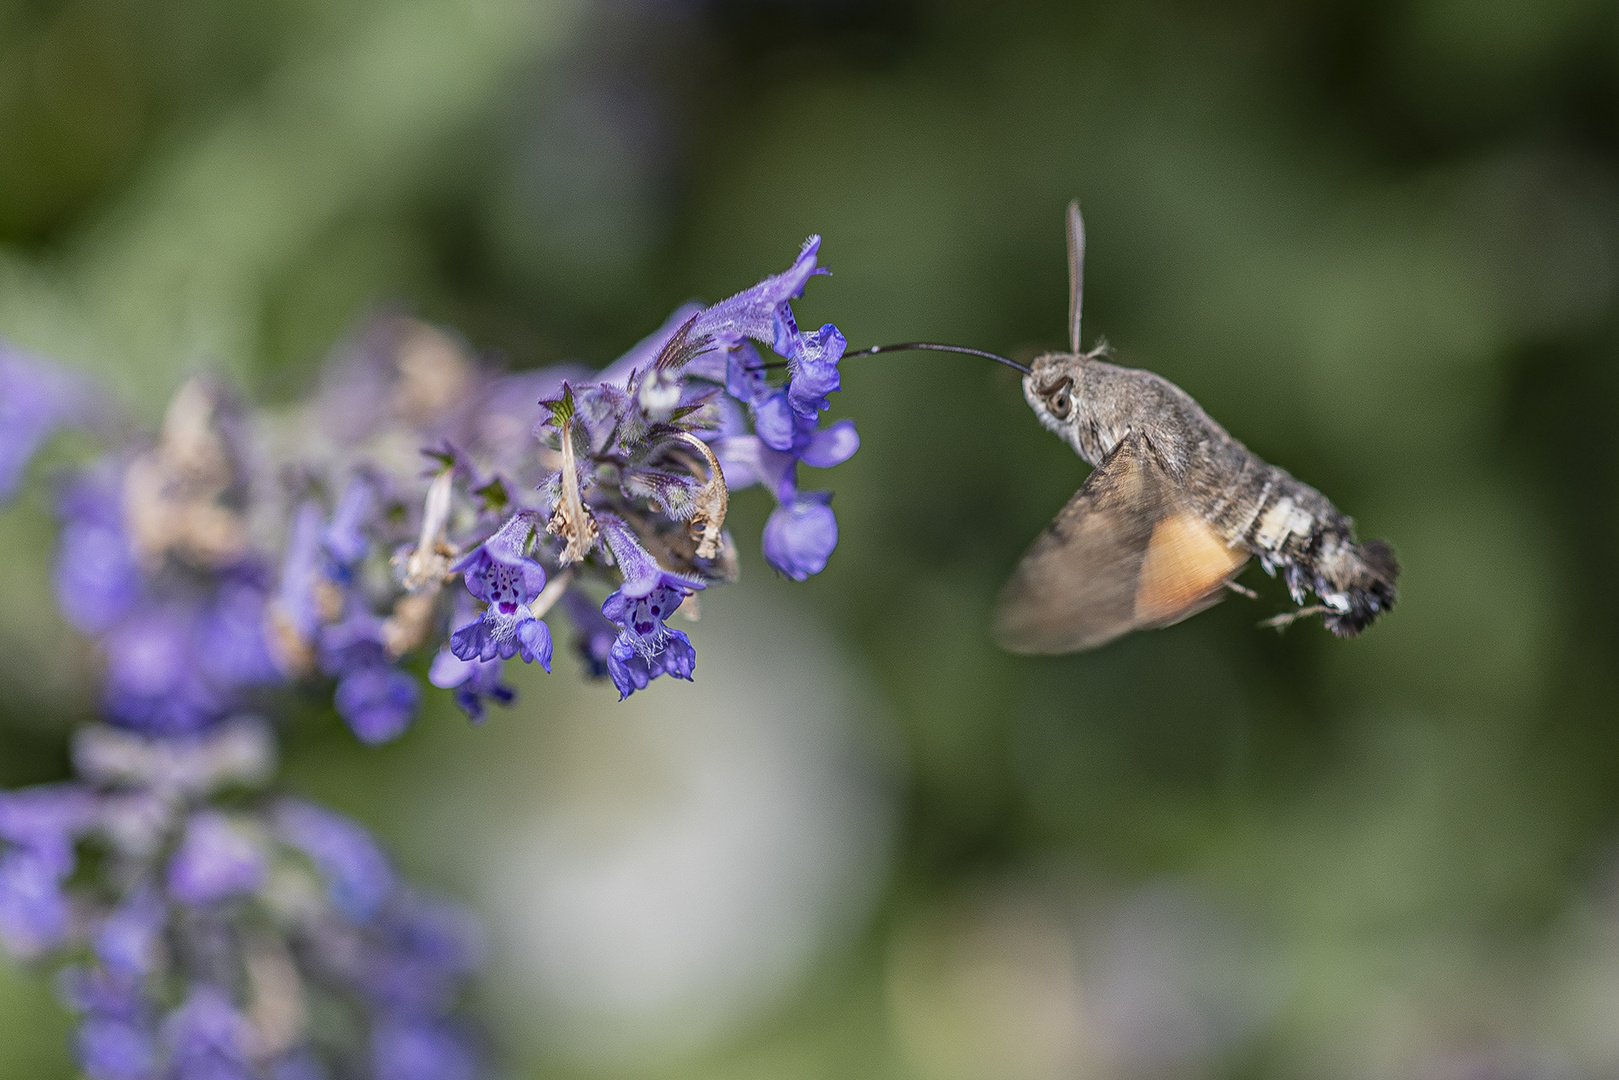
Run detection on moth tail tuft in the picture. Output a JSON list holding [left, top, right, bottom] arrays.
[[1322, 538, 1399, 638]]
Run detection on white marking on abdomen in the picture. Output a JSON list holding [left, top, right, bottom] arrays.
[[1253, 497, 1313, 550]]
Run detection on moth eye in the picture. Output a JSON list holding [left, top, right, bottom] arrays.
[[1044, 379, 1074, 420]]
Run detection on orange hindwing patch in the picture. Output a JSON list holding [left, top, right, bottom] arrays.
[[1133, 512, 1247, 625]]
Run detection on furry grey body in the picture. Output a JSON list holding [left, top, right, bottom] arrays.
[[1022, 348, 1398, 636]]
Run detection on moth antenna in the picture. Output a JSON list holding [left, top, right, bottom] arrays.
[[841, 341, 1031, 374], [1067, 199, 1085, 355]]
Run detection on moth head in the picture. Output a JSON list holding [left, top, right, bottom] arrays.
[[1023, 353, 1083, 434]]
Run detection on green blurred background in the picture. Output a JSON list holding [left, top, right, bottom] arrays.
[[6, 0, 1619, 1077]]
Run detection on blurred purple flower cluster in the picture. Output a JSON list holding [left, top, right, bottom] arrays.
[[5, 722, 484, 1080], [0, 237, 855, 1077]]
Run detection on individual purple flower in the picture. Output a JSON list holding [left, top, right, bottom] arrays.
[[597, 514, 704, 699], [763, 492, 840, 581], [689, 235, 827, 355], [774, 307, 847, 418], [605, 632, 697, 698], [166, 813, 265, 906], [371, 1018, 479, 1080], [334, 666, 421, 745], [275, 800, 395, 923], [428, 648, 515, 725], [448, 515, 553, 669], [163, 985, 255, 1080], [0, 783, 95, 956], [317, 609, 423, 744]]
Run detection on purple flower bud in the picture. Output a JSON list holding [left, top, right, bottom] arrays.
[[763, 494, 838, 581], [167, 813, 265, 906], [334, 667, 421, 745], [275, 800, 395, 922]]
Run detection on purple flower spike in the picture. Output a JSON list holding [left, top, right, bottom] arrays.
[[449, 515, 553, 669], [167, 813, 265, 906], [275, 800, 395, 922], [763, 494, 839, 581], [334, 667, 421, 745], [690, 235, 827, 356]]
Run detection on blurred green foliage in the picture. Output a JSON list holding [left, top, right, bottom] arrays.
[[6, 0, 1619, 1077]]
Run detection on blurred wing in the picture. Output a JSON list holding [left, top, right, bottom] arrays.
[[993, 433, 1248, 654]]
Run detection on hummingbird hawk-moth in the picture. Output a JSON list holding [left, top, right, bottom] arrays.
[[987, 202, 1400, 653]]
